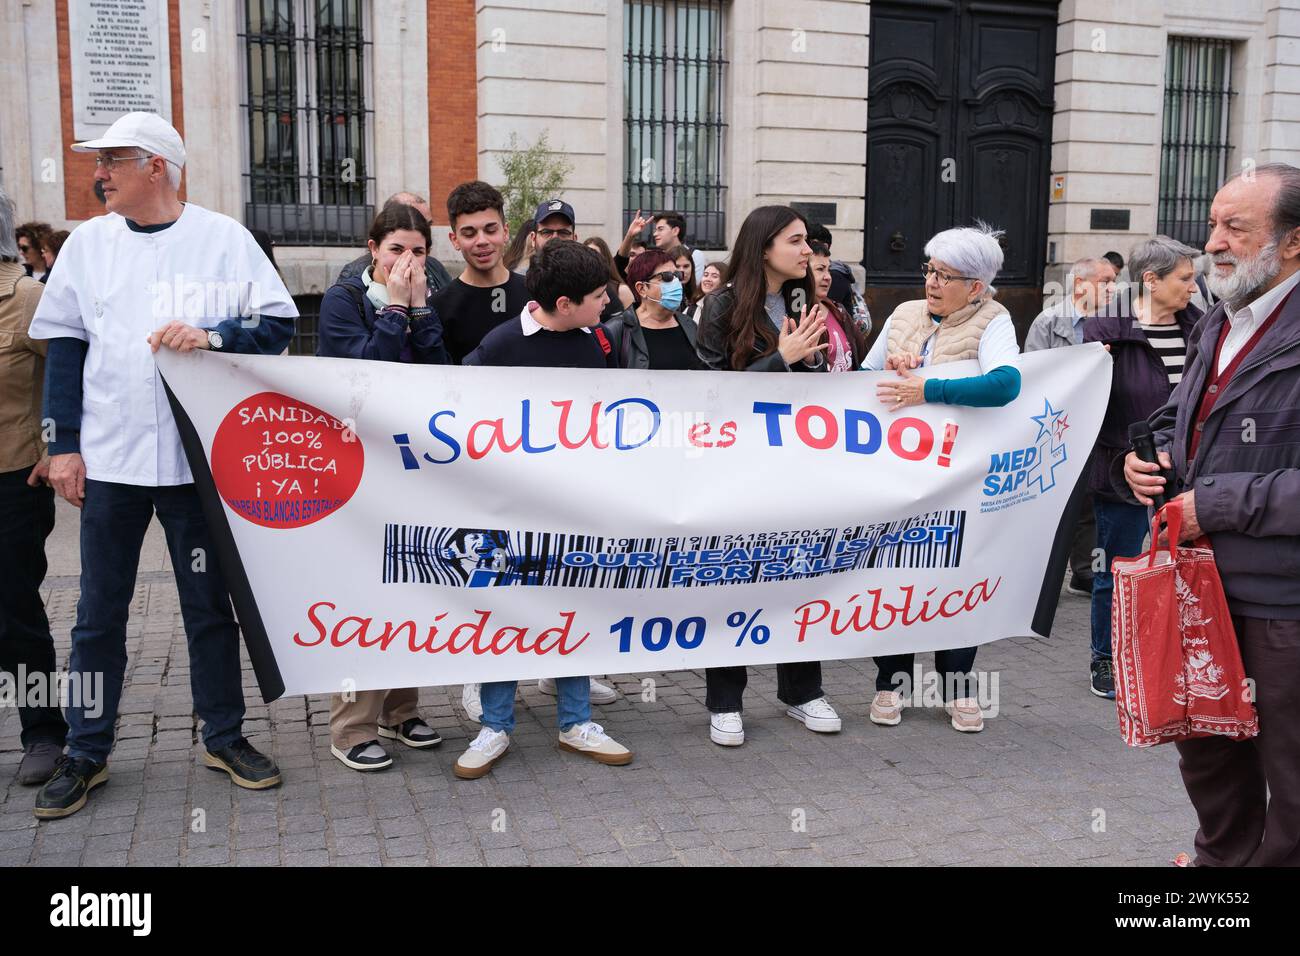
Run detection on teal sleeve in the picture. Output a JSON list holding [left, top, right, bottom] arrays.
[[922, 365, 1021, 407]]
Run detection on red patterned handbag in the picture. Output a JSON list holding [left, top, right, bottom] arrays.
[[1111, 497, 1259, 747]]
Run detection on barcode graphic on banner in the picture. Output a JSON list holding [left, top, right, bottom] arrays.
[[381, 511, 966, 589]]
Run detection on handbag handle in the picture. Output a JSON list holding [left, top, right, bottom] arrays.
[[1147, 496, 1184, 567]]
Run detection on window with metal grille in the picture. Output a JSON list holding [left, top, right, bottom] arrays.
[[240, 0, 374, 245], [290, 294, 323, 355], [1158, 37, 1235, 247], [624, 1, 728, 250]]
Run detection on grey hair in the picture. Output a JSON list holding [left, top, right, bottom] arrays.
[[0, 183, 18, 260], [137, 154, 182, 191], [1254, 163, 1300, 243], [160, 157, 182, 191], [1128, 235, 1200, 293], [925, 220, 1004, 294], [1067, 256, 1109, 287], [387, 191, 428, 207]]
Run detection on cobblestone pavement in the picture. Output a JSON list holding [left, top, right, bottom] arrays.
[[1, 500, 1197, 866]]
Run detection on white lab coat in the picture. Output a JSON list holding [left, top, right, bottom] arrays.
[[29, 203, 297, 486]]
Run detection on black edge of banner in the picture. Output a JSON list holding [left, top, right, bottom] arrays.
[[162, 373, 286, 702], [1030, 467, 1088, 639]]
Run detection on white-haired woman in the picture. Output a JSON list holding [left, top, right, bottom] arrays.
[[863, 222, 1021, 733]]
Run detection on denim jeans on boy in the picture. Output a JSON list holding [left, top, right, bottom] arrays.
[[1090, 498, 1151, 662], [479, 677, 589, 734], [66, 480, 246, 763]]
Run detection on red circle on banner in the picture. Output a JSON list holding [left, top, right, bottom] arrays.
[[210, 392, 364, 528]]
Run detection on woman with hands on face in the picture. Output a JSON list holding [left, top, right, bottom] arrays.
[[315, 203, 447, 772], [316, 203, 448, 364], [862, 222, 1022, 735]]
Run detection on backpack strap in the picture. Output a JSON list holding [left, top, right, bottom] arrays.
[[341, 282, 373, 331]]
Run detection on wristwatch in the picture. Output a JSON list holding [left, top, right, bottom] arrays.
[[206, 330, 224, 351]]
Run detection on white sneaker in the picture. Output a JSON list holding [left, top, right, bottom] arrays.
[[461, 683, 482, 722], [557, 721, 633, 765], [709, 711, 745, 747], [538, 676, 618, 704], [453, 727, 509, 779], [786, 696, 842, 733]]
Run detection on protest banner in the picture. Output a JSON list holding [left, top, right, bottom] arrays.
[[156, 345, 1110, 700]]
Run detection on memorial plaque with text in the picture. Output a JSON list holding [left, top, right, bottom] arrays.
[[70, 0, 172, 140]]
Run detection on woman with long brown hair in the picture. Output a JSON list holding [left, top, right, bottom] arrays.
[[696, 205, 828, 372], [692, 204, 839, 747]]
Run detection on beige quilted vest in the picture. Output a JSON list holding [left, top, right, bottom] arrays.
[[885, 297, 1008, 366]]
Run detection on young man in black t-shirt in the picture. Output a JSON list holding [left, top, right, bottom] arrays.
[[454, 240, 634, 780], [433, 181, 529, 363]]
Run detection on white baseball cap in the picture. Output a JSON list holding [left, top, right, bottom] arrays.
[[72, 112, 186, 169]]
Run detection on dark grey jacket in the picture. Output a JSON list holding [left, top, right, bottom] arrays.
[[1110, 281, 1300, 619], [603, 304, 699, 370]]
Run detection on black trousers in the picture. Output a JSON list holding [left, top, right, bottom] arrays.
[[1176, 616, 1300, 866], [874, 648, 978, 702], [1069, 490, 1097, 581], [0, 468, 68, 748], [705, 662, 823, 714]]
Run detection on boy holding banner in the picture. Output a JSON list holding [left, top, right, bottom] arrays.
[[446, 187, 619, 722], [456, 240, 633, 778]]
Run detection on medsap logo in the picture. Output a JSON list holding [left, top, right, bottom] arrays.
[[981, 399, 1069, 509]]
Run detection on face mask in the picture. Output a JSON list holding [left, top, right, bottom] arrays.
[[652, 277, 684, 312], [362, 264, 390, 310]]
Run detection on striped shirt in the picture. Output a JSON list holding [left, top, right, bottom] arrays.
[[1138, 322, 1187, 386]]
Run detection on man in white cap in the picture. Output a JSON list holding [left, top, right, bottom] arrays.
[[28, 112, 298, 819]]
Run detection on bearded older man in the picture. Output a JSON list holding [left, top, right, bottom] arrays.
[[1119, 163, 1300, 866]]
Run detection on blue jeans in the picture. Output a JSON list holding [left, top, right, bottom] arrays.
[[1090, 498, 1151, 662], [67, 480, 246, 762], [480, 677, 590, 734]]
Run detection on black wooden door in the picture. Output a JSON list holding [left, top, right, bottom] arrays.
[[865, 0, 1058, 340]]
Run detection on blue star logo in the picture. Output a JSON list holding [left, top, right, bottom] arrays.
[[1030, 399, 1067, 442], [1027, 399, 1069, 493]]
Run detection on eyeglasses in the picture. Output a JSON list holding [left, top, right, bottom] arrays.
[[536, 227, 575, 240], [651, 270, 685, 283], [921, 263, 977, 285], [94, 151, 151, 170], [18, 243, 31, 253]]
